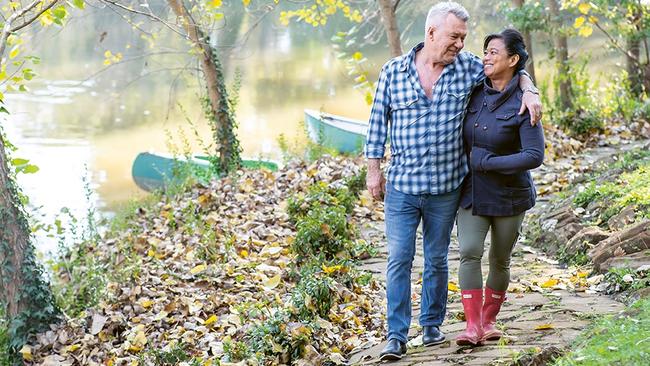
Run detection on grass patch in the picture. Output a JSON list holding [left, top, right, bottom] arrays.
[[553, 297, 650, 365]]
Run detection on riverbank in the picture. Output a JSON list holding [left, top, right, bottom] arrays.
[[12, 137, 650, 365]]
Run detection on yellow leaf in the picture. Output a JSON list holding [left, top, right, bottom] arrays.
[[535, 323, 555, 330], [147, 249, 155, 257], [588, 16, 598, 23], [211, 0, 222, 7], [239, 249, 249, 258], [541, 278, 559, 288], [9, 46, 19, 59], [448, 281, 460, 292], [19, 345, 32, 361], [578, 26, 593, 37], [263, 274, 281, 290], [140, 299, 153, 308], [190, 264, 207, 275], [578, 3, 590, 14], [65, 344, 81, 352], [322, 264, 343, 274], [573, 16, 585, 29], [204, 314, 218, 325], [577, 271, 589, 278], [352, 51, 363, 61]]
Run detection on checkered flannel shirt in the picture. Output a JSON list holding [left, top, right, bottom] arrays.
[[364, 42, 485, 195]]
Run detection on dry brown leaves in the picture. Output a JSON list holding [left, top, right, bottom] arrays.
[[29, 156, 386, 365]]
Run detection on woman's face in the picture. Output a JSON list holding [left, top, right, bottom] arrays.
[[483, 38, 517, 79]]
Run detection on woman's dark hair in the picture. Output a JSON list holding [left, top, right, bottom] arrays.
[[483, 28, 529, 72]]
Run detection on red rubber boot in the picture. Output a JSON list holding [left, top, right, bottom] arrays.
[[482, 287, 506, 341], [456, 289, 483, 346]]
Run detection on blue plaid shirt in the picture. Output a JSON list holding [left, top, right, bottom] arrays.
[[365, 42, 484, 195]]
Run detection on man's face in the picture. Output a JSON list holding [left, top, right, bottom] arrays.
[[427, 13, 468, 64]]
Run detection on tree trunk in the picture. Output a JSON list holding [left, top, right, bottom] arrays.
[[512, 0, 537, 83], [0, 135, 59, 355], [377, 0, 402, 57], [626, 36, 643, 96], [548, 0, 572, 111], [168, 0, 241, 173]]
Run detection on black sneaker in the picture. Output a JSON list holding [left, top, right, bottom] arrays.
[[379, 339, 407, 361]]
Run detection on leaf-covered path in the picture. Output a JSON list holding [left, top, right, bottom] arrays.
[[348, 140, 650, 365], [351, 223, 623, 365]]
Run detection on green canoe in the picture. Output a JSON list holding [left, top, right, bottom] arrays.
[[132, 152, 278, 192], [304, 109, 368, 154]]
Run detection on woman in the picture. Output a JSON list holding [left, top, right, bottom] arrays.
[[455, 29, 545, 346]]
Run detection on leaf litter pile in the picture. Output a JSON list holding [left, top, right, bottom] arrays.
[[29, 157, 387, 365]]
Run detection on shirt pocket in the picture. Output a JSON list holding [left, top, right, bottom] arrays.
[[496, 110, 520, 134], [390, 89, 419, 110]]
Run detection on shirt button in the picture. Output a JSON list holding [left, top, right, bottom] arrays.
[[474, 123, 479, 127], [483, 102, 487, 106], [483, 126, 488, 130]]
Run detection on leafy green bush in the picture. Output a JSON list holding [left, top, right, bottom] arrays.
[[292, 204, 351, 260], [246, 310, 312, 364], [291, 271, 335, 320], [223, 337, 251, 363], [287, 181, 356, 224]]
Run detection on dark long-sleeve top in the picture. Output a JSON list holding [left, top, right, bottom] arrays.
[[459, 74, 545, 216]]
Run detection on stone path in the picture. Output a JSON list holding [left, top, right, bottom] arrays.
[[347, 140, 650, 365], [351, 222, 623, 365]]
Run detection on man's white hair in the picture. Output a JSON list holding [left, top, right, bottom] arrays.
[[424, 1, 470, 34]]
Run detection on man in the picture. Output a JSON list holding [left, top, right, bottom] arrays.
[[365, 2, 542, 361]]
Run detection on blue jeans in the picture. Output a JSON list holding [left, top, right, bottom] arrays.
[[384, 182, 460, 343]]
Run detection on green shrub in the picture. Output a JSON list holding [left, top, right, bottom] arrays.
[[223, 337, 251, 363], [292, 204, 351, 260], [287, 181, 356, 224], [291, 271, 335, 320], [246, 310, 312, 364]]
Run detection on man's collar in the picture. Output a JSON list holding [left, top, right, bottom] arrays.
[[399, 42, 424, 72]]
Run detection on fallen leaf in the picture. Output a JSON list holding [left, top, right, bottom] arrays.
[[535, 324, 555, 330], [263, 274, 281, 290], [541, 279, 559, 288], [204, 314, 218, 326], [19, 345, 32, 361], [190, 264, 207, 275]]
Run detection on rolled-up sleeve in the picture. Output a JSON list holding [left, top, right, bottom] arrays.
[[364, 64, 391, 159]]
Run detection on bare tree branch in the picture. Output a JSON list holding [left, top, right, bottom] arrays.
[[99, 0, 188, 39]]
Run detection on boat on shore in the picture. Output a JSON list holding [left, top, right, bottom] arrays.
[[132, 152, 278, 192], [304, 109, 367, 154]]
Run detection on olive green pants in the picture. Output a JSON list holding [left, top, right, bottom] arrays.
[[457, 208, 525, 291]]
